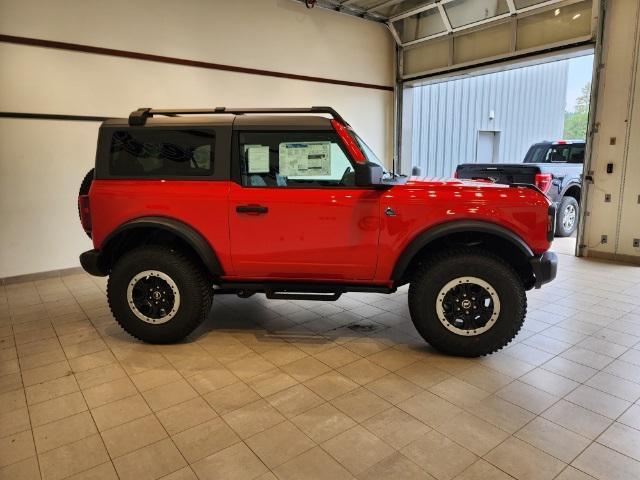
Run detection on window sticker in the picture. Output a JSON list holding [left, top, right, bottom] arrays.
[[279, 142, 331, 177], [245, 145, 270, 173]]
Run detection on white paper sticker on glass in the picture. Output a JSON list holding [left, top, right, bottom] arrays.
[[246, 145, 270, 173], [279, 142, 331, 177]]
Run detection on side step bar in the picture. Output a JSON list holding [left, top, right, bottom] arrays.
[[214, 282, 396, 301]]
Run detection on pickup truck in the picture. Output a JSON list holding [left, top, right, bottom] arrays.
[[455, 140, 584, 237]]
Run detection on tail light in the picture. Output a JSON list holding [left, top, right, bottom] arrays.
[[330, 119, 366, 164], [535, 173, 552, 194], [78, 195, 92, 235]]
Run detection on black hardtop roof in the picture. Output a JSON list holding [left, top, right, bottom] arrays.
[[102, 114, 333, 130]]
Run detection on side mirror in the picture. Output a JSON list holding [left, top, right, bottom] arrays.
[[354, 163, 388, 188]]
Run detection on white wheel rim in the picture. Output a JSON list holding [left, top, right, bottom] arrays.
[[126, 270, 180, 324], [563, 204, 576, 230], [435, 276, 501, 336]]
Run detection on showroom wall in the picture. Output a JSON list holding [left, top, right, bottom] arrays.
[[0, 0, 395, 278], [581, 0, 640, 262]]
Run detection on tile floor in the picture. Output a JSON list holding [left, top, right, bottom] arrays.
[[1, 250, 640, 480]]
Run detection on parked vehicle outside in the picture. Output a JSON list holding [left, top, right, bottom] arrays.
[[78, 107, 557, 357], [455, 140, 584, 237]]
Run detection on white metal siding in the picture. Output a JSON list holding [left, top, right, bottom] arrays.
[[409, 60, 569, 177]]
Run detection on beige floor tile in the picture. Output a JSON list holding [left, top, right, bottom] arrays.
[[322, 425, 394, 475], [90, 394, 151, 431], [222, 399, 286, 438], [33, 410, 97, 453], [331, 387, 391, 423], [191, 442, 268, 480], [597, 421, 640, 462], [312, 345, 361, 368], [586, 371, 640, 402], [38, 433, 109, 480], [291, 402, 356, 443], [226, 354, 276, 381], [304, 371, 358, 401], [554, 466, 598, 480], [142, 378, 198, 412], [247, 369, 298, 397], [0, 429, 35, 468], [520, 367, 580, 397], [18, 348, 66, 371], [436, 410, 509, 456], [496, 380, 559, 414], [172, 417, 240, 463], [69, 349, 116, 373], [102, 414, 167, 458], [0, 372, 22, 394], [429, 377, 490, 408], [0, 407, 30, 438], [62, 337, 108, 359], [273, 446, 353, 480], [485, 437, 566, 480], [82, 376, 137, 409], [401, 430, 477, 480], [157, 396, 217, 435], [397, 390, 462, 428], [204, 381, 261, 415], [0, 456, 41, 480], [0, 387, 26, 415], [361, 406, 431, 449], [542, 399, 612, 440], [21, 360, 71, 387], [259, 346, 308, 367], [66, 461, 118, 479], [364, 372, 423, 404], [359, 451, 435, 480], [515, 417, 591, 463], [396, 361, 451, 388], [130, 365, 182, 392], [113, 438, 187, 480], [245, 421, 315, 469], [453, 459, 513, 480], [618, 404, 640, 430], [161, 466, 198, 480], [187, 366, 239, 395], [28, 390, 87, 427], [542, 356, 598, 383], [573, 442, 640, 480], [25, 374, 79, 406], [280, 356, 332, 382], [565, 385, 631, 419], [266, 384, 324, 418], [338, 358, 388, 385], [469, 395, 536, 433], [453, 365, 513, 393], [366, 348, 418, 371], [74, 363, 127, 390]]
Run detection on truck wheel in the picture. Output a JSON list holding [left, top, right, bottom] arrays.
[[408, 249, 526, 357], [78, 168, 94, 238], [107, 246, 213, 343], [556, 196, 579, 237]]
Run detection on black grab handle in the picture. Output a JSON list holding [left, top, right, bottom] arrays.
[[236, 204, 268, 214]]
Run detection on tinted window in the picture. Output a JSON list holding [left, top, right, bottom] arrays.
[[546, 146, 571, 163], [524, 145, 549, 163], [569, 145, 585, 163], [109, 129, 215, 177], [238, 131, 356, 188]]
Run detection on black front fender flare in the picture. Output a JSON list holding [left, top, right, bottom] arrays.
[[390, 220, 534, 282]]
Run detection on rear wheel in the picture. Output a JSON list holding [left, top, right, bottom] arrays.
[[107, 246, 212, 343], [408, 249, 526, 357], [556, 196, 579, 237], [78, 168, 94, 238]]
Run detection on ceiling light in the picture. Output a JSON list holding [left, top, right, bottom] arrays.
[[554, 8, 560, 16], [573, 13, 581, 19]]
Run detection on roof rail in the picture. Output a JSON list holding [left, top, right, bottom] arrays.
[[128, 106, 347, 126]]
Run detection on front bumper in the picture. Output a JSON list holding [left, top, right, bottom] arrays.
[[79, 249, 108, 277], [530, 251, 558, 288]]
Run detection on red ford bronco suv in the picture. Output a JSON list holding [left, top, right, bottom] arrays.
[[78, 107, 557, 357]]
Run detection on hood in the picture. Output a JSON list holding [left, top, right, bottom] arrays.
[[404, 176, 507, 189]]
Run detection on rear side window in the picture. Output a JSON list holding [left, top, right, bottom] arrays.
[[569, 145, 585, 163], [109, 129, 215, 177]]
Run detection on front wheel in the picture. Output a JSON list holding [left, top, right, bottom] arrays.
[[556, 196, 579, 237], [408, 249, 526, 357], [107, 246, 213, 343]]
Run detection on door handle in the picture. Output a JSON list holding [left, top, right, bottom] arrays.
[[236, 204, 268, 215]]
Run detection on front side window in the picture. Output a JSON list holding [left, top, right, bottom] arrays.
[[569, 145, 585, 163], [109, 129, 215, 177], [238, 131, 356, 188]]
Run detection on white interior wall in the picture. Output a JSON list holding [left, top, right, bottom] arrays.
[[0, 0, 394, 278], [582, 0, 640, 261]]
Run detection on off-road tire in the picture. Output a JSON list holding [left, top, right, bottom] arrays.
[[107, 245, 213, 343], [556, 196, 579, 237], [408, 248, 526, 357], [78, 168, 94, 238]]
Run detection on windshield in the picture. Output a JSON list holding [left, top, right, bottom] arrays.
[[347, 129, 392, 177]]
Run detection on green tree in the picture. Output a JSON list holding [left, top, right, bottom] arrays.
[[563, 82, 591, 139]]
